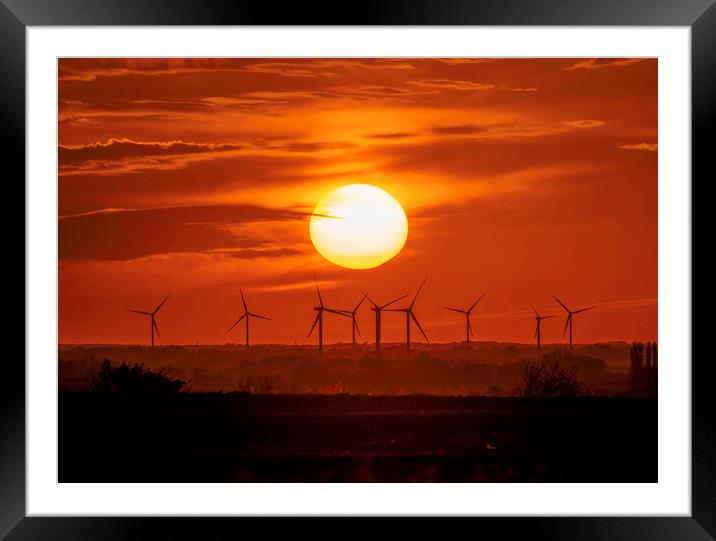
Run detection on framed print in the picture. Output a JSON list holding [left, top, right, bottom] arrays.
[[3, 0, 715, 539]]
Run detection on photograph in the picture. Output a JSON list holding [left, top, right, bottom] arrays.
[[57, 57, 658, 483]]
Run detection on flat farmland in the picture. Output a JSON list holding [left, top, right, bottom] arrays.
[[59, 393, 656, 483]]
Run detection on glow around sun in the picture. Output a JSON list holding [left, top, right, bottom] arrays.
[[309, 184, 409, 269]]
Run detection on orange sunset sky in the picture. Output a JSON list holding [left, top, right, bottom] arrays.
[[58, 58, 657, 346]]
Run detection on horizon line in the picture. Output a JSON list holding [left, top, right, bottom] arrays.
[[58, 339, 654, 348]]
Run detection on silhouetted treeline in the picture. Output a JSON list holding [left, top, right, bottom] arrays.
[[628, 341, 658, 397], [89, 359, 189, 394], [57, 345, 626, 395]]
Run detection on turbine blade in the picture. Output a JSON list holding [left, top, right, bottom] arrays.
[[354, 318, 361, 337], [315, 280, 324, 307], [573, 306, 595, 314], [467, 294, 485, 313], [308, 312, 320, 338], [553, 296, 570, 312], [249, 312, 271, 321], [227, 313, 246, 333], [530, 303, 540, 318], [127, 309, 151, 316], [381, 294, 408, 309], [358, 287, 378, 307], [152, 295, 170, 315], [410, 277, 428, 309], [152, 318, 160, 339], [444, 307, 466, 314], [411, 312, 429, 343], [534, 324, 538, 338], [240, 288, 248, 312], [325, 308, 351, 318], [353, 293, 368, 312], [467, 317, 474, 337], [563, 315, 571, 336], [542, 315, 555, 320]]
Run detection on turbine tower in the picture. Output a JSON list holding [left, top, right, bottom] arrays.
[[335, 293, 368, 348], [386, 278, 429, 355], [308, 281, 349, 356], [443, 294, 484, 348], [553, 296, 595, 349], [127, 295, 169, 347], [361, 289, 407, 353], [227, 288, 271, 349], [531, 304, 554, 352]]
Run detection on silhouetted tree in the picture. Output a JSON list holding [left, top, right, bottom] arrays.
[[629, 341, 657, 396], [649, 342, 658, 394], [90, 359, 188, 394], [629, 341, 643, 393], [522, 353, 582, 397]]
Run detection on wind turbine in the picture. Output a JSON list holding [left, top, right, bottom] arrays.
[[553, 296, 595, 349], [361, 289, 407, 353], [227, 288, 271, 349], [127, 295, 169, 347], [530, 304, 554, 352], [444, 294, 484, 348], [386, 278, 429, 355], [308, 281, 349, 356], [334, 293, 368, 348]]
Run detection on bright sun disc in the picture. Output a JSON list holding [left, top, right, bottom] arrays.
[[309, 184, 408, 269]]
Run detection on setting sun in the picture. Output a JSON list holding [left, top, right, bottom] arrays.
[[309, 184, 409, 269]]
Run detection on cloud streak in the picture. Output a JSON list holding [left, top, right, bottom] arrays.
[[566, 58, 650, 71], [59, 138, 243, 168], [409, 79, 495, 91], [618, 143, 658, 152], [59, 204, 308, 261]]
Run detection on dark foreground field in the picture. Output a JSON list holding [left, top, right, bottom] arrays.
[[59, 393, 656, 483]]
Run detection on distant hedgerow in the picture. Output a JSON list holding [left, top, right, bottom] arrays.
[[236, 374, 286, 394]]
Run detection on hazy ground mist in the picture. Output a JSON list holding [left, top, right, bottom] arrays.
[[59, 342, 632, 395]]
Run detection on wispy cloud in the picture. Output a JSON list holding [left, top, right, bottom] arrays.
[[59, 138, 243, 168], [209, 247, 307, 259], [364, 132, 417, 140], [58, 136, 356, 176], [430, 59, 494, 66], [598, 298, 658, 309], [251, 278, 348, 294], [59, 58, 340, 81], [563, 119, 606, 129], [409, 79, 495, 91], [566, 58, 650, 71], [618, 142, 658, 152], [430, 124, 502, 135]]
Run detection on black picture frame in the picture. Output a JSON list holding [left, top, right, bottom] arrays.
[[2, 1, 713, 539]]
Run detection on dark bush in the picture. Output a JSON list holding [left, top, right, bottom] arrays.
[[90, 359, 188, 394], [237, 374, 287, 394], [522, 353, 582, 397]]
